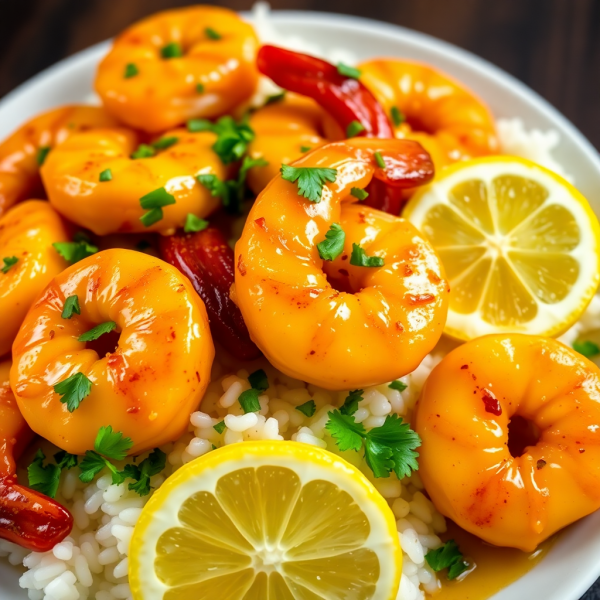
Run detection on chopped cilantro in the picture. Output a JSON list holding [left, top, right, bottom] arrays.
[[122, 448, 166, 496], [140, 208, 163, 227], [317, 223, 345, 261], [337, 63, 362, 79], [130, 144, 155, 159], [1, 256, 18, 274], [213, 420, 226, 434], [389, 380, 407, 392], [187, 118, 214, 133], [300, 145, 312, 153], [296, 400, 316, 417], [390, 106, 405, 127], [238, 388, 261, 413], [54, 450, 78, 470], [265, 91, 286, 105], [161, 42, 183, 59], [61, 295, 80, 319], [53, 239, 98, 264], [152, 136, 178, 150], [79, 426, 133, 484], [78, 321, 117, 342], [184, 214, 209, 233], [280, 165, 337, 203], [248, 369, 269, 392], [340, 389, 363, 416], [28, 449, 61, 498], [426, 540, 469, 580], [573, 340, 600, 359], [99, 168, 112, 182], [54, 372, 92, 413], [374, 151, 386, 169], [350, 243, 384, 268], [205, 27, 221, 40], [350, 187, 369, 201], [37, 146, 51, 166], [139, 187, 176, 227], [212, 116, 255, 164], [346, 120, 366, 138], [196, 83, 205, 93], [124, 63, 139, 78]]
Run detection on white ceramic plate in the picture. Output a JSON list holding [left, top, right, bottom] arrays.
[[1, 10, 600, 600]]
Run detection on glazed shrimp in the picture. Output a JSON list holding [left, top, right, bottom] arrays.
[[0, 105, 118, 217], [95, 6, 259, 132], [246, 94, 328, 195], [359, 60, 498, 165], [416, 334, 600, 551], [0, 201, 69, 357], [234, 139, 448, 390], [41, 127, 229, 235], [0, 360, 73, 551], [10, 249, 215, 455]]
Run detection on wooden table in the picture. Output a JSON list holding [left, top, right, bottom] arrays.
[[1, 1, 599, 598]]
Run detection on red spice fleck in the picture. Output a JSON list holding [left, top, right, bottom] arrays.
[[536, 459, 546, 470], [481, 388, 502, 416], [309, 350, 316, 355], [254, 217, 267, 230], [461, 364, 468, 370], [580, 448, 586, 453], [341, 254, 348, 261], [338, 269, 349, 277], [126, 406, 140, 414], [128, 373, 140, 383], [170, 330, 176, 339], [404, 265, 414, 276], [396, 322, 404, 332], [196, 371, 200, 382], [237, 255, 247, 276], [407, 293, 435, 305], [428, 270, 441, 284], [49, 330, 55, 339]]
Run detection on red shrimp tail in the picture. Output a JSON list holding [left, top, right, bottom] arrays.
[[0, 475, 73, 552]]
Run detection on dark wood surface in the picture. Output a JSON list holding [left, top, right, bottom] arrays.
[[1, 1, 600, 598]]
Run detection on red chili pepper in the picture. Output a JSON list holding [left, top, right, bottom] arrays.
[[160, 227, 261, 361], [257, 45, 431, 214], [0, 475, 73, 552]]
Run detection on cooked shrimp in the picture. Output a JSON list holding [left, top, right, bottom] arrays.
[[95, 6, 259, 132], [0, 201, 69, 357], [415, 334, 600, 551], [0, 105, 118, 217], [41, 127, 229, 235], [360, 60, 498, 165], [10, 249, 214, 455], [246, 94, 328, 195], [234, 139, 448, 389], [0, 360, 73, 551]]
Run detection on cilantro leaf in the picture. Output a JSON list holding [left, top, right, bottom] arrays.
[[350, 243, 384, 268], [28, 449, 61, 498], [54, 450, 78, 470], [161, 42, 183, 59], [340, 389, 363, 416], [61, 295, 80, 319], [337, 63, 362, 79], [248, 369, 269, 392], [54, 372, 92, 412], [140, 187, 176, 210], [573, 340, 600, 359], [325, 410, 365, 452], [390, 106, 405, 127], [37, 146, 51, 166], [125, 448, 166, 496], [265, 91, 286, 105], [426, 540, 469, 580], [79, 451, 125, 485], [367, 414, 421, 480], [131, 144, 155, 159], [140, 208, 163, 227], [350, 187, 369, 201], [187, 118, 214, 133], [205, 27, 221, 40], [364, 437, 395, 478], [184, 214, 209, 233], [152, 136, 178, 150], [53, 239, 98, 264], [214, 420, 226, 434], [374, 151, 386, 169], [1, 256, 18, 274], [296, 400, 316, 417], [192, 115, 255, 164], [124, 63, 139, 78], [196, 83, 205, 93], [280, 165, 337, 203], [95, 425, 133, 460], [239, 388, 261, 413], [389, 380, 407, 392], [99, 168, 112, 182], [78, 321, 117, 342], [346, 120, 365, 138], [300, 145, 312, 153], [317, 223, 345, 261]]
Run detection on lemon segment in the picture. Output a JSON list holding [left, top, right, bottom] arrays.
[[129, 441, 401, 600], [404, 156, 600, 340]]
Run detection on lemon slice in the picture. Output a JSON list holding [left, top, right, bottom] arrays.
[[129, 441, 401, 600], [404, 156, 600, 340]]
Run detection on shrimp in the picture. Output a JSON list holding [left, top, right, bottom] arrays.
[[359, 59, 498, 165], [415, 334, 600, 551], [95, 6, 260, 133], [0, 360, 73, 551], [234, 139, 448, 390], [246, 94, 328, 195], [0, 201, 69, 357], [0, 105, 118, 217], [10, 249, 214, 455], [41, 127, 229, 235]]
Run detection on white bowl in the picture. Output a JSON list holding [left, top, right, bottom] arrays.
[[1, 10, 599, 600]]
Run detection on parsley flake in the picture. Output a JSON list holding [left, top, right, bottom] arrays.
[[124, 63, 139, 78], [265, 91, 286, 105], [212, 116, 255, 164], [374, 151, 386, 169], [248, 369, 269, 392], [346, 120, 366, 138], [239, 388, 261, 413], [296, 400, 316, 417], [390, 106, 405, 127], [95, 425, 133, 460], [426, 540, 469, 580], [1, 256, 18, 274], [389, 380, 407, 392], [54, 372, 92, 413], [99, 168, 112, 182], [28, 449, 61, 498], [130, 144, 155, 159], [122, 448, 166, 496], [139, 187, 176, 227], [184, 214, 209, 233], [205, 27, 221, 40], [140, 208, 163, 227], [317, 223, 345, 261], [152, 136, 178, 150], [350, 243, 384, 268], [187, 118, 214, 133], [78, 321, 117, 342], [196, 83, 205, 93], [37, 146, 51, 166], [280, 165, 337, 203], [213, 420, 226, 434], [573, 340, 600, 359], [337, 63, 362, 79], [54, 450, 78, 470], [300, 145, 312, 153], [340, 389, 363, 416], [350, 187, 369, 201], [161, 42, 183, 59], [61, 295, 80, 319], [53, 239, 98, 264]]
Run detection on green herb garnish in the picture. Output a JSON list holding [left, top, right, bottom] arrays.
[[350, 187, 369, 201], [54, 372, 92, 413], [205, 27, 221, 40], [238, 389, 261, 413], [426, 540, 469, 580], [99, 169, 112, 182], [280, 165, 337, 203], [389, 380, 407, 392], [122, 448, 166, 496], [124, 63, 139, 78], [184, 214, 209, 233], [296, 400, 316, 417], [78, 321, 117, 342], [131, 144, 156, 159], [346, 120, 366, 138], [53, 239, 98, 264], [213, 420, 226, 434], [350, 243, 384, 268], [390, 106, 405, 127], [161, 42, 184, 59], [248, 369, 269, 392], [340, 389, 363, 416], [317, 223, 345, 261], [61, 295, 80, 319], [337, 63, 362, 79], [573, 340, 600, 359], [374, 151, 386, 169], [1, 256, 18, 274], [37, 146, 51, 166]]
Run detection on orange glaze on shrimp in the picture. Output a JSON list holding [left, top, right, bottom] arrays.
[[0, 201, 69, 357], [10, 249, 214, 455], [41, 127, 229, 235], [246, 94, 328, 195], [0, 105, 118, 217], [95, 6, 259, 133], [234, 139, 448, 390], [359, 60, 498, 166], [416, 334, 600, 552]]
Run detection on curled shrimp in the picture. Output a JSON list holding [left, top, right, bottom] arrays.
[[95, 6, 260, 132], [0, 201, 69, 357], [10, 249, 214, 455], [0, 105, 117, 217], [359, 59, 498, 165], [0, 360, 73, 551], [416, 334, 600, 551], [234, 139, 448, 390], [41, 127, 229, 235]]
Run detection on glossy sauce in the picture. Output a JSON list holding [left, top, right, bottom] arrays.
[[436, 521, 553, 600]]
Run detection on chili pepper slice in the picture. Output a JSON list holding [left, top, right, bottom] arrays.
[[160, 227, 261, 361]]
